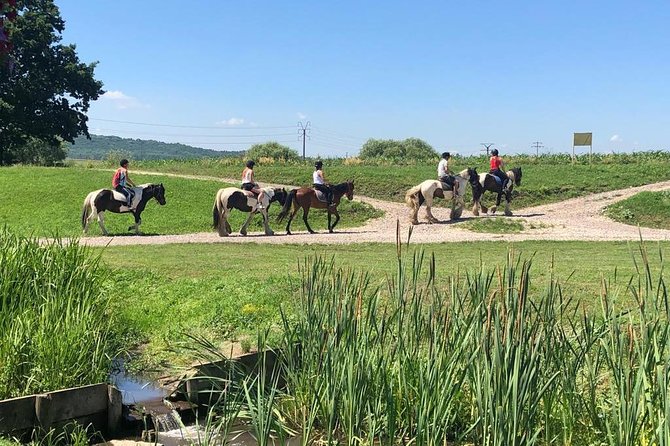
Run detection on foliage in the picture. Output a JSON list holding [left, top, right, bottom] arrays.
[[4, 136, 68, 166], [246, 141, 300, 162], [0, 166, 381, 237], [605, 190, 670, 229], [70, 134, 244, 161], [0, 0, 103, 165], [0, 229, 117, 399], [359, 137, 438, 160]]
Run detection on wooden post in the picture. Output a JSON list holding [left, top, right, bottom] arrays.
[[107, 386, 123, 435]]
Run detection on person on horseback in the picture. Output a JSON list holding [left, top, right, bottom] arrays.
[[489, 149, 511, 190], [437, 152, 458, 195], [241, 160, 266, 208], [112, 159, 136, 208], [312, 160, 334, 207]]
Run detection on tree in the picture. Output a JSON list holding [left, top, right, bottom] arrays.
[[359, 137, 437, 161], [0, 0, 103, 165], [246, 141, 300, 162]]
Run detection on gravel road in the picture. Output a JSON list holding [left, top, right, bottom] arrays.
[[78, 171, 670, 247]]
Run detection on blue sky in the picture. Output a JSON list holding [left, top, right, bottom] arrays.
[[57, 1, 670, 157]]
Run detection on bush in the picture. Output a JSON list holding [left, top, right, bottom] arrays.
[[359, 137, 437, 161], [246, 141, 300, 162]]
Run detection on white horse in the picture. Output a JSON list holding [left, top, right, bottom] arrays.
[[212, 186, 287, 237], [405, 168, 479, 225]]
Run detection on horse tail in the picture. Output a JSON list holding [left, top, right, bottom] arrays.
[[277, 189, 297, 222], [81, 192, 95, 229], [212, 190, 224, 228], [405, 185, 423, 209]]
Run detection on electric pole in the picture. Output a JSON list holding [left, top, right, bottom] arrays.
[[532, 141, 544, 157], [481, 143, 494, 156], [298, 121, 311, 160]]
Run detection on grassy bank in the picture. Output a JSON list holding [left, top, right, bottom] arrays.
[[0, 231, 117, 399], [606, 190, 670, 229], [0, 166, 380, 237], [130, 151, 670, 208], [98, 239, 668, 372]]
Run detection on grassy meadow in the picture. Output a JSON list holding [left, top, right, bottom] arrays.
[[0, 166, 380, 237], [129, 151, 670, 208], [98, 239, 669, 372], [606, 190, 670, 229]]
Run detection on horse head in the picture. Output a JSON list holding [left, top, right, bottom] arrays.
[[152, 183, 167, 205], [271, 187, 288, 205], [346, 180, 355, 200], [512, 167, 522, 186]]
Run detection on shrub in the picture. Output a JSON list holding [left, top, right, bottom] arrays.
[[359, 137, 437, 161], [246, 142, 300, 162]]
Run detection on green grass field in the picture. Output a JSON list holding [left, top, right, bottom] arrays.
[[99, 239, 667, 372], [0, 166, 381, 237], [460, 216, 525, 233], [605, 190, 670, 229], [129, 152, 670, 209]]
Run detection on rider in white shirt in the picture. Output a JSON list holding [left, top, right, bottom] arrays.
[[241, 160, 266, 208], [437, 152, 458, 194], [312, 160, 334, 207]]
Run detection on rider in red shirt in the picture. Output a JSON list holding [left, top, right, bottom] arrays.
[[489, 149, 510, 190], [112, 159, 136, 207]]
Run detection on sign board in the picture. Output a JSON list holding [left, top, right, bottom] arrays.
[[573, 133, 592, 146]]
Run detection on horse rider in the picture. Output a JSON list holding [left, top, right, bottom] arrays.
[[241, 160, 266, 208], [313, 160, 334, 207], [437, 152, 458, 195], [489, 149, 511, 190], [112, 159, 136, 208]]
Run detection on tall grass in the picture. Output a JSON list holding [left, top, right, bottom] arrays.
[[0, 229, 117, 399]]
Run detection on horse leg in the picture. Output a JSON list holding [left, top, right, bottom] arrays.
[[491, 193, 501, 214], [331, 209, 341, 232], [83, 208, 95, 234], [504, 193, 513, 216], [327, 209, 333, 233], [240, 211, 254, 236], [261, 209, 274, 236], [130, 212, 142, 235], [97, 212, 109, 236], [285, 205, 299, 235], [303, 206, 315, 234], [409, 200, 420, 225]]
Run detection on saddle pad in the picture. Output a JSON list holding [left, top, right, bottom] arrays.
[[491, 175, 503, 186], [111, 188, 142, 208], [242, 190, 257, 199], [314, 189, 328, 202]]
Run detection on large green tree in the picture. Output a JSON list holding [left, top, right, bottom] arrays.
[[359, 137, 438, 161], [0, 0, 103, 165]]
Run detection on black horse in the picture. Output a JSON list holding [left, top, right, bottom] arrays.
[[82, 183, 166, 235], [472, 167, 522, 216]]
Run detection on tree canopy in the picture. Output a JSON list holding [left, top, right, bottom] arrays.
[[0, 0, 103, 165], [359, 137, 438, 161], [246, 141, 300, 162]]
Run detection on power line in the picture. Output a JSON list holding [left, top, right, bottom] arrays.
[[298, 121, 311, 160], [480, 143, 494, 156], [89, 117, 295, 130], [91, 128, 298, 138]]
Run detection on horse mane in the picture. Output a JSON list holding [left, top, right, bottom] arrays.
[[331, 182, 350, 193], [510, 167, 522, 185]]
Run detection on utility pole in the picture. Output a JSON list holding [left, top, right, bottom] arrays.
[[298, 121, 311, 160], [532, 141, 544, 157], [480, 143, 494, 156]]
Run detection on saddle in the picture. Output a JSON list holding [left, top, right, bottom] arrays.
[[112, 187, 142, 208], [313, 189, 329, 203]]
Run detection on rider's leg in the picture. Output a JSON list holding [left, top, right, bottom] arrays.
[[115, 186, 131, 206], [253, 187, 265, 209]]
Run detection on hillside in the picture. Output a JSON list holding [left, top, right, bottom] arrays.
[[69, 134, 243, 160]]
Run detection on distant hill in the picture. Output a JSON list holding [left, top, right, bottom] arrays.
[[69, 134, 244, 160]]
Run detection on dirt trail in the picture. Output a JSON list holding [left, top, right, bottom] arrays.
[[79, 170, 670, 246]]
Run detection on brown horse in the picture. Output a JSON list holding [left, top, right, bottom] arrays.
[[277, 181, 354, 235]]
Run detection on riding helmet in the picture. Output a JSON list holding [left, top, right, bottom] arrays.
[[491, 149, 499, 156], [441, 152, 450, 159], [315, 160, 323, 169], [246, 160, 255, 168], [120, 159, 129, 167]]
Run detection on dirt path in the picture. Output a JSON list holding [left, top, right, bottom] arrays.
[[80, 170, 670, 246]]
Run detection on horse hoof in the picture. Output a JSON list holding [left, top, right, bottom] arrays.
[[286, 232, 292, 236], [266, 231, 274, 236], [504, 211, 513, 217], [240, 231, 247, 236], [309, 230, 316, 234]]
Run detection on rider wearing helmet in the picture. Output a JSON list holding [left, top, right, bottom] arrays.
[[241, 160, 266, 208], [489, 149, 510, 190], [313, 160, 334, 207], [437, 152, 458, 195], [112, 159, 136, 208]]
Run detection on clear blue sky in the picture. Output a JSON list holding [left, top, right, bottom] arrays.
[[57, 0, 670, 156]]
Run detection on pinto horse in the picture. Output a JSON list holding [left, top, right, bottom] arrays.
[[472, 167, 522, 216], [82, 183, 166, 236], [277, 180, 354, 235], [404, 168, 479, 225], [212, 187, 287, 236]]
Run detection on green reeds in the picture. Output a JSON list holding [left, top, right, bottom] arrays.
[[0, 229, 116, 399]]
